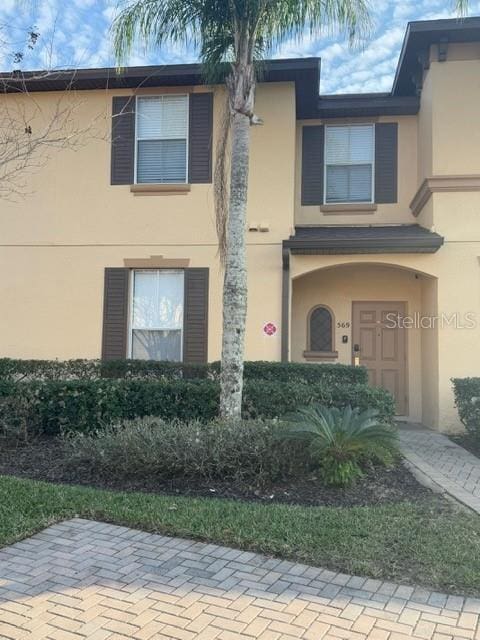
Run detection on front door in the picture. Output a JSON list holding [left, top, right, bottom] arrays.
[[352, 301, 407, 415]]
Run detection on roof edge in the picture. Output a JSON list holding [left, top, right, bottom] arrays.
[[316, 93, 419, 118], [0, 57, 321, 120], [0, 57, 320, 93], [392, 16, 480, 96]]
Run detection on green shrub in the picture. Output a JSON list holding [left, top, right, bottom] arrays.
[[0, 359, 99, 381], [243, 380, 395, 424], [64, 417, 308, 487], [0, 377, 394, 437], [0, 379, 219, 435], [281, 404, 398, 487], [99, 360, 210, 380], [219, 361, 367, 385], [452, 377, 480, 439], [0, 393, 38, 443], [0, 357, 367, 385]]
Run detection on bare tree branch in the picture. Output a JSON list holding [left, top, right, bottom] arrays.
[[0, 12, 105, 200], [0, 77, 105, 200]]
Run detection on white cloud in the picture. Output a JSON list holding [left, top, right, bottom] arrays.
[[1, 0, 480, 94]]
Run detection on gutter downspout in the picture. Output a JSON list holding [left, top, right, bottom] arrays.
[[281, 246, 290, 362]]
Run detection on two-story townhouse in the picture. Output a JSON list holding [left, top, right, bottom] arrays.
[[2, 17, 480, 432]]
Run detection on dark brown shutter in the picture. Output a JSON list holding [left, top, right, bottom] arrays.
[[102, 268, 129, 360], [375, 123, 398, 204], [188, 93, 213, 183], [183, 268, 209, 363], [301, 125, 324, 205], [111, 97, 135, 185]]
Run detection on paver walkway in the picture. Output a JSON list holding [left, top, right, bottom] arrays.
[[1, 519, 480, 640], [399, 427, 480, 514]]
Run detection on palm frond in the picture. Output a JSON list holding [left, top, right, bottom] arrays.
[[113, 0, 217, 64], [113, 0, 373, 70], [259, 0, 372, 53], [455, 0, 469, 17], [281, 403, 398, 486]]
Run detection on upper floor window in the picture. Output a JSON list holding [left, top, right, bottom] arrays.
[[130, 269, 184, 361], [135, 95, 188, 184], [325, 124, 374, 204]]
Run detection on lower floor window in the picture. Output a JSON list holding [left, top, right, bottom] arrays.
[[309, 305, 334, 352], [130, 269, 184, 361]]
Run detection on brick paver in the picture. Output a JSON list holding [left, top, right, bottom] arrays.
[[0, 519, 479, 639], [399, 427, 480, 514]]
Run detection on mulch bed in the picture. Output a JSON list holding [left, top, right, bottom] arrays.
[[0, 437, 433, 508], [450, 434, 480, 459]]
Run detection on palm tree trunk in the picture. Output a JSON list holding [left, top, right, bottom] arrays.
[[219, 109, 250, 418]]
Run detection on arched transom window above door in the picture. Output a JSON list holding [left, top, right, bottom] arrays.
[[304, 305, 338, 361]]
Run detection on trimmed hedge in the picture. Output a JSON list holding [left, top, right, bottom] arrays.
[[241, 361, 367, 385], [0, 358, 367, 386], [0, 378, 394, 436], [452, 377, 480, 438]]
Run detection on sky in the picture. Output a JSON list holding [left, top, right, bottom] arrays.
[[1, 0, 479, 95]]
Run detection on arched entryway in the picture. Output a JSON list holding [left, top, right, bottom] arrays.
[[290, 262, 438, 424]]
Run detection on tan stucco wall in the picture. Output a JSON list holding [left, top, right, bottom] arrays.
[[420, 276, 439, 429], [414, 44, 480, 430], [428, 56, 480, 176], [0, 81, 296, 363], [0, 243, 286, 362], [290, 241, 480, 432], [1, 82, 296, 246], [417, 65, 433, 185], [3, 45, 480, 434], [294, 116, 418, 226]]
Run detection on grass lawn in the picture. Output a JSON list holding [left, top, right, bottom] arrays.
[[1, 474, 480, 596]]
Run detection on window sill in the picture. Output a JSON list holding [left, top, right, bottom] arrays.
[[303, 350, 338, 361], [130, 183, 191, 195], [320, 203, 377, 215]]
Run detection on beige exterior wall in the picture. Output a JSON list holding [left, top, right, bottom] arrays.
[[289, 234, 480, 432], [417, 64, 433, 184], [428, 51, 480, 175], [0, 81, 296, 363], [3, 41, 480, 433], [295, 115, 418, 226], [415, 43, 480, 430]]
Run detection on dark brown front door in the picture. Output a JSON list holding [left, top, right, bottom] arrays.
[[352, 301, 407, 415]]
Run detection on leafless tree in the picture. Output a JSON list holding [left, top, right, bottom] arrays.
[[0, 20, 102, 199]]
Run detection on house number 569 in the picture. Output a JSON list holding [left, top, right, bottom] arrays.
[[337, 321, 351, 329]]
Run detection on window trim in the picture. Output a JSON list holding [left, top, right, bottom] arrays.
[[127, 268, 185, 361], [323, 123, 375, 206], [304, 304, 338, 360], [134, 94, 190, 185]]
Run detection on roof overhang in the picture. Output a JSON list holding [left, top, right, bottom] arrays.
[[393, 17, 480, 96], [317, 93, 419, 118], [0, 57, 320, 119], [283, 225, 444, 255]]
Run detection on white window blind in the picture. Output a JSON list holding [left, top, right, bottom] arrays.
[[131, 270, 184, 361], [325, 125, 374, 204], [136, 95, 188, 184]]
